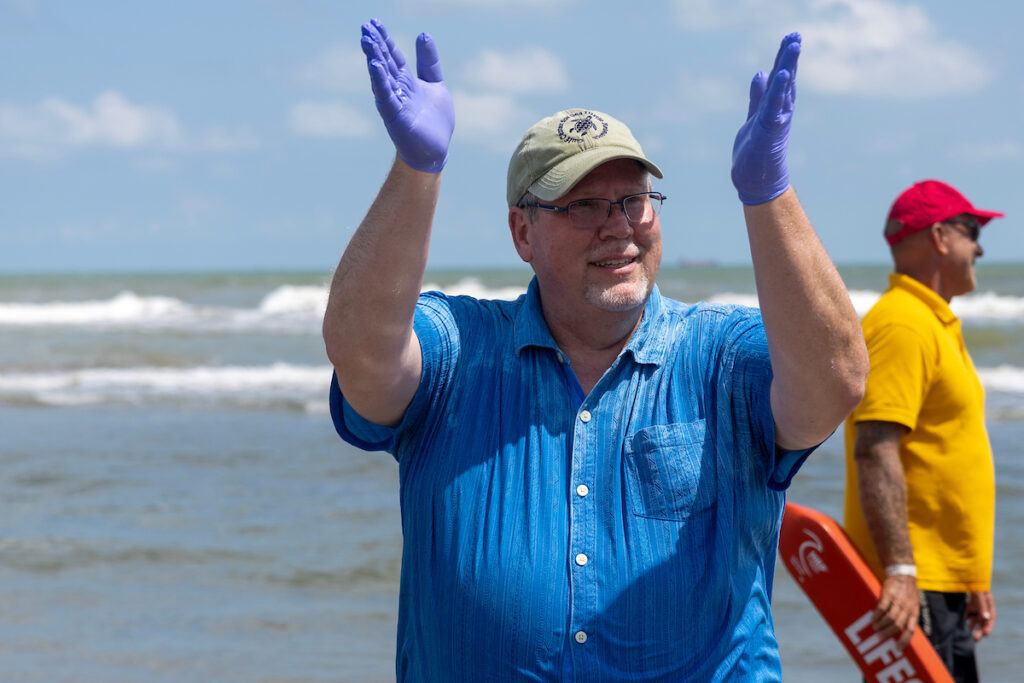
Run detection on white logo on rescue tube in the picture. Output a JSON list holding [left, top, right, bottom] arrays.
[[789, 529, 828, 582]]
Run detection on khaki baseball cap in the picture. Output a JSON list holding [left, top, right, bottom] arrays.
[[506, 108, 663, 208]]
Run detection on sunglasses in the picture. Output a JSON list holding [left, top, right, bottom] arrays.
[[944, 218, 981, 242]]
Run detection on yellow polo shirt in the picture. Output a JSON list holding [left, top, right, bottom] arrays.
[[844, 273, 995, 592]]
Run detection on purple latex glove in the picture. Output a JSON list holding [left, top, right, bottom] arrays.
[[361, 19, 454, 173], [731, 33, 801, 205]]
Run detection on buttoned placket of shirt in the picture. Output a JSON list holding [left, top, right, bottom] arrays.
[[564, 351, 596, 668], [539, 337, 601, 676], [567, 311, 668, 681], [513, 280, 670, 680], [511, 285, 592, 674]]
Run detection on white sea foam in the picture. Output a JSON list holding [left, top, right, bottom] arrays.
[[2, 362, 1021, 410], [422, 277, 527, 301], [848, 290, 881, 317], [710, 289, 882, 317], [706, 292, 761, 309], [952, 291, 1024, 321], [257, 285, 329, 315], [0, 279, 527, 332], [0, 288, 323, 333], [0, 291, 193, 326], [977, 366, 1024, 395], [1, 282, 1021, 332], [0, 363, 332, 411], [708, 289, 1024, 322]]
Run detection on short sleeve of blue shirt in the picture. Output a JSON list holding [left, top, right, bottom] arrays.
[[328, 291, 459, 460], [715, 307, 818, 490]]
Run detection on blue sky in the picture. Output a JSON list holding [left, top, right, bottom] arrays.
[[2, 0, 1020, 272]]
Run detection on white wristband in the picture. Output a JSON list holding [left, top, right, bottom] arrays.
[[885, 563, 917, 577]]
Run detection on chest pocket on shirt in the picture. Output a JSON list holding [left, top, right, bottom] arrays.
[[625, 419, 716, 521]]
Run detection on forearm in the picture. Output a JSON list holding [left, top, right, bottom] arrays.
[[323, 157, 439, 391], [744, 188, 867, 447], [855, 431, 915, 566], [855, 423, 919, 643]]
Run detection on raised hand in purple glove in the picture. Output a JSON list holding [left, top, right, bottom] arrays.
[[360, 19, 454, 173], [731, 33, 801, 205]]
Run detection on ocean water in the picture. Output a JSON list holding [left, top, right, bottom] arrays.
[[1, 265, 1022, 682]]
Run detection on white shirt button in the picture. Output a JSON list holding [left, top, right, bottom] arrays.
[[575, 630, 588, 644], [576, 484, 589, 497], [579, 409, 592, 423], [557, 351, 566, 363], [575, 553, 588, 566]]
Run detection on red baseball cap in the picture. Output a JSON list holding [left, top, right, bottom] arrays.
[[886, 179, 1004, 246]]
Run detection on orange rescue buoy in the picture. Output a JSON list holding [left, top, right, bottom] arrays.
[[779, 501, 953, 683]]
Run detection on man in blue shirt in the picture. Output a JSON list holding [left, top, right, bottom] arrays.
[[323, 19, 867, 682]]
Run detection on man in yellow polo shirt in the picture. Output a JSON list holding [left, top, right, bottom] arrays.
[[844, 179, 1003, 682]]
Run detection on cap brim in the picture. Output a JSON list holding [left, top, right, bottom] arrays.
[[527, 147, 663, 202], [967, 208, 1004, 227]]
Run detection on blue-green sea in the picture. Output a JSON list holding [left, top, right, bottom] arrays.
[[2, 265, 1022, 681]]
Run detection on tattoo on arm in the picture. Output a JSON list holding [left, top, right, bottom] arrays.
[[854, 420, 914, 566]]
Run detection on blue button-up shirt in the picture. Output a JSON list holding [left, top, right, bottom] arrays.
[[330, 279, 814, 682]]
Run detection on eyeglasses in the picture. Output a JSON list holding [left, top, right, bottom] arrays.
[[519, 192, 667, 230], [944, 218, 981, 242]]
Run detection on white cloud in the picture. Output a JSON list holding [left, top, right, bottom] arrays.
[[297, 44, 368, 92], [448, 47, 567, 152], [452, 91, 531, 150], [28, 91, 182, 150], [288, 100, 375, 139], [798, 0, 991, 98], [462, 48, 568, 93], [672, 0, 991, 100], [0, 91, 257, 160]]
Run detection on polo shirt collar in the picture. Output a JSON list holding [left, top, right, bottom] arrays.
[[890, 272, 958, 325], [513, 277, 669, 366]]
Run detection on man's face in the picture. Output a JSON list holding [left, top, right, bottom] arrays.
[[940, 214, 984, 296], [510, 159, 662, 316]]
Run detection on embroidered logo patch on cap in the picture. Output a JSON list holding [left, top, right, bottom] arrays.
[[557, 111, 609, 144], [506, 108, 663, 207]]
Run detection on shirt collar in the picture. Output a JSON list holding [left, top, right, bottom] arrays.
[[513, 277, 669, 366], [513, 277, 560, 354], [889, 272, 958, 325], [621, 286, 669, 366]]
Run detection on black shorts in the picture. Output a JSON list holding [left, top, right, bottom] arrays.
[[919, 591, 978, 683]]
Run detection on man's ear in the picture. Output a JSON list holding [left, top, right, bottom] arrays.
[[928, 223, 951, 256], [508, 207, 533, 263]]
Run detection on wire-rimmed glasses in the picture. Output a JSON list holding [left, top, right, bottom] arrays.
[[519, 192, 667, 230]]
